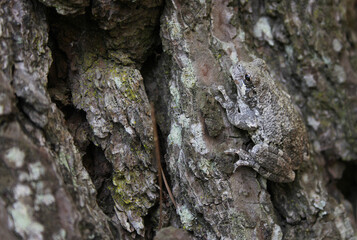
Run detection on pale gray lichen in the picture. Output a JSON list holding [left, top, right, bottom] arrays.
[[271, 224, 283, 240], [178, 114, 191, 128], [168, 123, 182, 147], [52, 229, 66, 240], [221, 41, 239, 63], [206, 231, 218, 240], [307, 116, 320, 131], [169, 81, 180, 107], [301, 172, 310, 183], [333, 204, 356, 239], [178, 205, 195, 230], [4, 147, 25, 168], [28, 162, 45, 181], [285, 45, 294, 59], [253, 17, 274, 46], [190, 122, 209, 155], [180, 63, 197, 89], [9, 201, 44, 240], [303, 74, 317, 88], [332, 38, 342, 52], [35, 193, 55, 206], [13, 184, 32, 199], [333, 64, 346, 83], [165, 14, 184, 41], [322, 55, 332, 65], [313, 199, 326, 210], [238, 28, 246, 42]]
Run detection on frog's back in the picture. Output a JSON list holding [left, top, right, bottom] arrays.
[[255, 64, 308, 169]]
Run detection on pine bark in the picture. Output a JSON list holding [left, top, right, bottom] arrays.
[[0, 0, 356, 239]]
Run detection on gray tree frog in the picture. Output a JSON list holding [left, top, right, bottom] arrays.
[[215, 58, 308, 182]]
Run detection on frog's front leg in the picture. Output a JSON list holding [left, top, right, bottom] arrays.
[[226, 143, 296, 183], [215, 86, 257, 130]]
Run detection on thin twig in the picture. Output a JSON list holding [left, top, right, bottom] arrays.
[[150, 103, 177, 229], [161, 168, 177, 208]]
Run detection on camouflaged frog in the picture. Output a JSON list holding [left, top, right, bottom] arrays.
[[216, 58, 308, 182]]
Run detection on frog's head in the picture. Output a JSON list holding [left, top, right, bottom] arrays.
[[231, 60, 264, 103]]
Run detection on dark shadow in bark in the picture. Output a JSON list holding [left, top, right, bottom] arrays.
[[337, 161, 357, 223], [82, 142, 115, 217]]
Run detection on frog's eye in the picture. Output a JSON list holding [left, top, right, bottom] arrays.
[[245, 74, 251, 81], [243, 74, 252, 85]]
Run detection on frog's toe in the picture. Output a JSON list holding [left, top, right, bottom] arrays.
[[216, 86, 233, 102], [215, 95, 225, 106], [217, 85, 225, 92], [224, 148, 238, 155], [234, 159, 256, 172]]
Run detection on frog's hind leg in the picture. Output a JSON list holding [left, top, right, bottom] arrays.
[[225, 148, 259, 172], [251, 143, 296, 182], [225, 146, 296, 182]]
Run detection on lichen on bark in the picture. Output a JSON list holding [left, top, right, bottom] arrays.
[[1, 0, 356, 239], [1, 0, 163, 238]]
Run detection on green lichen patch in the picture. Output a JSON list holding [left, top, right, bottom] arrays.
[[74, 57, 147, 114], [108, 50, 135, 66], [111, 169, 153, 216], [109, 66, 144, 104], [81, 52, 98, 71]]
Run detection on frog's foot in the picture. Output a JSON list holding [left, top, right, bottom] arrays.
[[215, 85, 235, 110], [225, 148, 259, 172], [215, 86, 257, 130]]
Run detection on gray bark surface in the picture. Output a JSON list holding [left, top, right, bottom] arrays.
[[0, 0, 356, 239]]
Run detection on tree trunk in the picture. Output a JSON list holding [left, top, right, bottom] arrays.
[[0, 0, 356, 239]]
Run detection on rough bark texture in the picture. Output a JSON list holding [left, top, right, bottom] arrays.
[[0, 0, 356, 239]]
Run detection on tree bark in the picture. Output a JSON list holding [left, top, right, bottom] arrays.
[[0, 0, 356, 239]]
